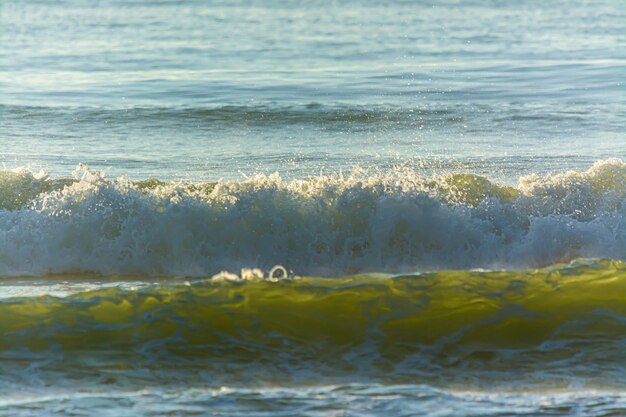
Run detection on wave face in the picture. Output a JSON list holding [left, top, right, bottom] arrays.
[[0, 159, 625, 277], [2, 260, 625, 388]]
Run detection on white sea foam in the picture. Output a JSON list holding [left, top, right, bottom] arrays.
[[0, 159, 624, 277]]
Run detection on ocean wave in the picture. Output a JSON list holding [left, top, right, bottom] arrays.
[[1, 260, 625, 379], [0, 103, 462, 129], [2, 103, 605, 133], [0, 159, 624, 277]]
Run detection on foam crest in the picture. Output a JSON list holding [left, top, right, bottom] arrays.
[[0, 160, 624, 277], [517, 158, 626, 219], [0, 168, 51, 211]]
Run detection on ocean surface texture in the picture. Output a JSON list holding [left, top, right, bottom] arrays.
[[0, 0, 625, 415]]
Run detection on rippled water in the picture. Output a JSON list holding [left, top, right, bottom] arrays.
[[1, 0, 625, 415], [1, 0, 625, 180]]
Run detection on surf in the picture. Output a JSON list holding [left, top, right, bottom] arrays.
[[0, 159, 624, 277]]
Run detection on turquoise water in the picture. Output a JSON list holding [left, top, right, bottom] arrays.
[[1, 0, 625, 415]]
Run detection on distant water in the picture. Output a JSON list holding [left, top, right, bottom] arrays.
[[1, 0, 625, 416], [1, 0, 624, 181]]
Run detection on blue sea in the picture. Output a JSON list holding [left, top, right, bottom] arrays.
[[0, 0, 625, 415]]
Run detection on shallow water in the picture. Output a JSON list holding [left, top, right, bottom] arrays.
[[3, 385, 626, 417], [1, 0, 625, 415]]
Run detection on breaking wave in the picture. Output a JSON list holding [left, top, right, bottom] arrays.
[[0, 159, 624, 277]]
